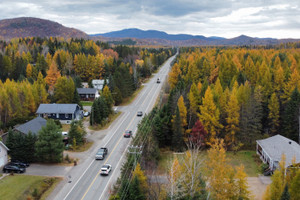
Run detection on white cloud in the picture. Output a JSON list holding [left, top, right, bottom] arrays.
[[0, 0, 299, 38]]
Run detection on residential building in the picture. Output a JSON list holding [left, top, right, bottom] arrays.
[[36, 104, 83, 124], [0, 141, 9, 168], [92, 79, 109, 90], [256, 134, 300, 170], [77, 88, 100, 101], [1, 117, 47, 143]]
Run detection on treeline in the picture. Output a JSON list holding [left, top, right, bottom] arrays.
[[0, 37, 175, 129], [163, 47, 300, 150]]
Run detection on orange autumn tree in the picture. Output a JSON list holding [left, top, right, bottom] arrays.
[[45, 61, 61, 93]]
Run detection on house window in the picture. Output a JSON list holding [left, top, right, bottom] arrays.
[[65, 113, 69, 118]]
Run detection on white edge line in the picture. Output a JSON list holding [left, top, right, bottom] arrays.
[[99, 140, 131, 200], [63, 112, 130, 200]]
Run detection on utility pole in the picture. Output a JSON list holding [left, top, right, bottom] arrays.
[[128, 145, 142, 167]]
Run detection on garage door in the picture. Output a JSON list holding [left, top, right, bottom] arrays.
[[0, 157, 4, 168]]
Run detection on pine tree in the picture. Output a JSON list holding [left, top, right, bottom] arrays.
[[172, 107, 184, 151], [35, 119, 64, 163], [280, 185, 290, 200], [268, 93, 280, 135], [282, 88, 300, 141]]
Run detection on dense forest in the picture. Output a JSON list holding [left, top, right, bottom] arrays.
[[0, 37, 176, 129], [110, 44, 300, 200]]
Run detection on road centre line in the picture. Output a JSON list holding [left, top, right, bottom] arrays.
[[63, 112, 130, 200], [81, 113, 137, 200]]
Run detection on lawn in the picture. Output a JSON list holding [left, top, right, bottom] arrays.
[[0, 175, 61, 200], [81, 101, 93, 106], [157, 150, 261, 177]]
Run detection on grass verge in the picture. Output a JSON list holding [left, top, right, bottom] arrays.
[[0, 175, 61, 200], [119, 85, 144, 106], [70, 141, 94, 152], [89, 111, 122, 131]]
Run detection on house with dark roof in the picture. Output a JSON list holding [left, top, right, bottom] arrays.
[[256, 135, 300, 171], [1, 117, 47, 143], [36, 104, 83, 124], [77, 88, 100, 101], [15, 117, 47, 136], [0, 141, 9, 168]]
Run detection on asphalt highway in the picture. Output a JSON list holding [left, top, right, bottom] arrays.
[[53, 53, 177, 200]]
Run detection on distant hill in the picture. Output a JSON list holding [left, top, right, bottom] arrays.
[[91, 28, 300, 46], [91, 28, 224, 41], [0, 17, 88, 39]]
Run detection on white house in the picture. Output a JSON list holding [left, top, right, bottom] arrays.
[[0, 141, 9, 168], [256, 135, 300, 170], [92, 79, 109, 90]]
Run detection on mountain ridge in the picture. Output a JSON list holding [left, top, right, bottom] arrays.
[[0, 17, 88, 39]]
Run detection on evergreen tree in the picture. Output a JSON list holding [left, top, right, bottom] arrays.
[[35, 120, 64, 163], [127, 176, 146, 200], [68, 120, 86, 146], [289, 169, 300, 200], [282, 88, 300, 142], [280, 185, 290, 200], [172, 107, 184, 151], [23, 132, 37, 162]]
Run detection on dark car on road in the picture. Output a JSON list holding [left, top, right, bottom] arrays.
[[157, 78, 161, 83], [3, 164, 26, 173], [10, 159, 29, 168], [100, 164, 112, 176], [137, 111, 143, 117], [123, 130, 132, 138], [95, 147, 108, 160]]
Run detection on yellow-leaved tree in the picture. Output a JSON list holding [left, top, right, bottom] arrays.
[[199, 86, 223, 144]]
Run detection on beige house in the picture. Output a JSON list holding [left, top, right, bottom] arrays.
[[0, 141, 9, 168], [256, 135, 300, 171]]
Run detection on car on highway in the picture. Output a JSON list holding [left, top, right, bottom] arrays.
[[100, 164, 112, 176], [95, 147, 108, 160], [137, 111, 143, 117], [157, 78, 160, 83], [123, 130, 132, 138], [2, 163, 26, 173]]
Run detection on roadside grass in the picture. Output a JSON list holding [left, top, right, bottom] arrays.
[[0, 175, 61, 200], [157, 150, 261, 177], [81, 101, 93, 106], [119, 85, 144, 106], [89, 111, 121, 131], [70, 141, 94, 152]]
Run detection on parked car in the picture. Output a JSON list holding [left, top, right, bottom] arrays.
[[84, 111, 90, 117], [10, 159, 29, 168], [95, 147, 108, 160], [124, 130, 132, 138], [137, 111, 143, 117], [100, 164, 112, 175], [3, 164, 26, 173], [157, 78, 161, 83]]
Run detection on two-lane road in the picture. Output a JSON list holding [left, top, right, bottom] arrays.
[[53, 53, 177, 200]]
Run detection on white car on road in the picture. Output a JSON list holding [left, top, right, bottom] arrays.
[[100, 164, 112, 176]]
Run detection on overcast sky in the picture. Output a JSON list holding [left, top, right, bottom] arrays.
[[0, 0, 299, 39]]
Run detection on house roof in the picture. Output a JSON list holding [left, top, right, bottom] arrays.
[[92, 79, 106, 84], [0, 141, 9, 151], [14, 117, 47, 135], [77, 88, 98, 94], [36, 104, 79, 114], [257, 135, 300, 167]]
